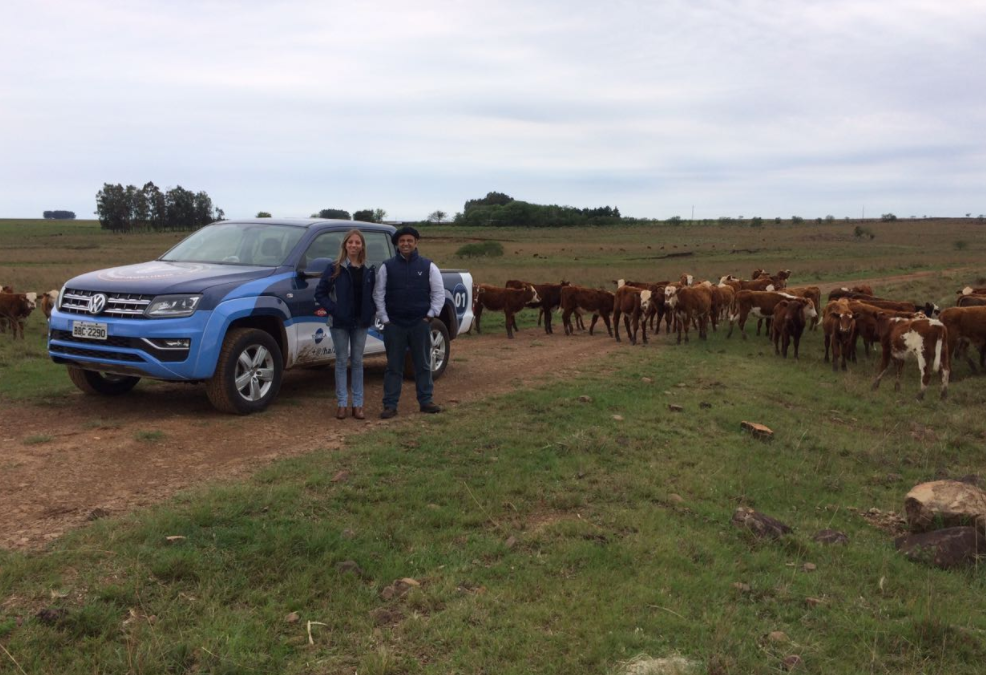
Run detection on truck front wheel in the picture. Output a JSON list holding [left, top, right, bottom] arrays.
[[206, 328, 283, 414], [67, 367, 141, 396]]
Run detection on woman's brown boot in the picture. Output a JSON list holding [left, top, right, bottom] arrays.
[[352, 407, 365, 420], [336, 407, 348, 420]]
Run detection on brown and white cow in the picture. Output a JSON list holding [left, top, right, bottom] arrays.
[[560, 286, 615, 336], [664, 284, 712, 343], [620, 280, 671, 334], [770, 297, 812, 358], [472, 284, 541, 339], [957, 286, 986, 297], [0, 292, 37, 340], [872, 315, 950, 401], [613, 284, 652, 345], [938, 306, 986, 374], [40, 289, 58, 321], [822, 299, 857, 371]]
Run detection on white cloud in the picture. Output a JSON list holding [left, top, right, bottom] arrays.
[[1, 0, 985, 219]]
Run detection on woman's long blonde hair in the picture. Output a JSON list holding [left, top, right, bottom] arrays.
[[331, 229, 367, 280]]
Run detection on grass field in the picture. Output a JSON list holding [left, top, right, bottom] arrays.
[[2, 217, 986, 673]]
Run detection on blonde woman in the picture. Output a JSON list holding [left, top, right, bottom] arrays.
[[314, 229, 376, 419]]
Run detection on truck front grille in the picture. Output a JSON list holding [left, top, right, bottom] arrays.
[[61, 289, 153, 318]]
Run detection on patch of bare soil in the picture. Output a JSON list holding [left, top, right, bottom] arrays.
[[0, 327, 620, 551]]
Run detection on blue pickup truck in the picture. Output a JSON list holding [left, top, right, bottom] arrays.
[[47, 219, 474, 413]]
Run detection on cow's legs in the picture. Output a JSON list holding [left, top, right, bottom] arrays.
[[893, 359, 905, 392], [562, 308, 573, 336], [505, 310, 515, 339], [474, 305, 484, 334]]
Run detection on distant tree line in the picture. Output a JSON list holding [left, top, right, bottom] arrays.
[[95, 182, 223, 232], [452, 192, 622, 228], [43, 210, 76, 220]]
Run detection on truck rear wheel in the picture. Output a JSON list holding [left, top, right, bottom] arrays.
[[67, 366, 141, 396], [404, 319, 450, 381], [206, 328, 283, 414]]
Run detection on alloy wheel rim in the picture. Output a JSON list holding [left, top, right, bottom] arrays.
[[234, 345, 275, 401]]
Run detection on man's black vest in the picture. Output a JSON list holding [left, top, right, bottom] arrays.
[[384, 250, 432, 326]]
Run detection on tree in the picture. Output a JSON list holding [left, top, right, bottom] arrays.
[[42, 210, 76, 219], [353, 209, 374, 222], [881, 213, 897, 222], [428, 210, 448, 223], [373, 208, 387, 223], [791, 216, 804, 224], [256, 211, 272, 218], [463, 191, 514, 213], [317, 208, 351, 220]]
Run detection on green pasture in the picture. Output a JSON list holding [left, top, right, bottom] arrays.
[[3, 325, 986, 673], [2, 217, 986, 673]]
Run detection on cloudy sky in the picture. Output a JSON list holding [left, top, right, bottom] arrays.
[[2, 0, 984, 221]]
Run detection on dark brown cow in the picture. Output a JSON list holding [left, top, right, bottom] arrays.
[[505, 279, 570, 335], [472, 284, 541, 339], [956, 294, 986, 308], [711, 284, 735, 329], [872, 315, 950, 401], [613, 285, 652, 345], [770, 298, 811, 358], [560, 286, 614, 336], [620, 280, 671, 333], [40, 289, 58, 321], [939, 306, 986, 373], [827, 290, 939, 317], [823, 299, 856, 371], [846, 300, 917, 361], [664, 284, 712, 343], [0, 292, 37, 340], [727, 290, 816, 339], [785, 286, 821, 330]]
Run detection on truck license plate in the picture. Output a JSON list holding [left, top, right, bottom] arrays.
[[72, 321, 108, 340]]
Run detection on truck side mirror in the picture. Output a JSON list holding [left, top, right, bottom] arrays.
[[299, 257, 332, 279]]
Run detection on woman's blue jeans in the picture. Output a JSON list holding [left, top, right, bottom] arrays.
[[330, 326, 369, 407]]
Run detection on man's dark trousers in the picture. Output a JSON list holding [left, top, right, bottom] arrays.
[[382, 319, 433, 409]]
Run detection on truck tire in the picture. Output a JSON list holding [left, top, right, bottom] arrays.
[[67, 366, 141, 396], [206, 328, 283, 414], [404, 318, 451, 381]]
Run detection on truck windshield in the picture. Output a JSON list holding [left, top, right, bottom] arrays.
[[159, 223, 307, 266]]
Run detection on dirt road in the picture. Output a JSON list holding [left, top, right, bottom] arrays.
[[0, 328, 621, 551]]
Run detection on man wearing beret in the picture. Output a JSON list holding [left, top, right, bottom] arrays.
[[373, 226, 444, 418]]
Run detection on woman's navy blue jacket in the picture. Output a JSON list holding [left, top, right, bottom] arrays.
[[314, 261, 376, 329]]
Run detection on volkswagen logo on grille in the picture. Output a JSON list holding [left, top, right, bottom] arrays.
[[88, 293, 107, 315]]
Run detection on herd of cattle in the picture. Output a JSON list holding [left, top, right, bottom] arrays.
[[3, 275, 984, 403], [471, 270, 986, 401], [0, 286, 57, 339]]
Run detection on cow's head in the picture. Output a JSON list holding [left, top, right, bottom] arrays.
[[680, 273, 693, 287], [960, 286, 973, 296], [919, 302, 940, 318], [24, 292, 37, 310], [639, 290, 652, 314], [616, 279, 626, 288], [752, 268, 767, 279], [801, 298, 818, 321], [527, 285, 541, 304], [664, 285, 679, 308]]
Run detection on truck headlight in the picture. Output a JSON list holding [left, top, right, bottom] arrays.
[[144, 295, 202, 318]]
